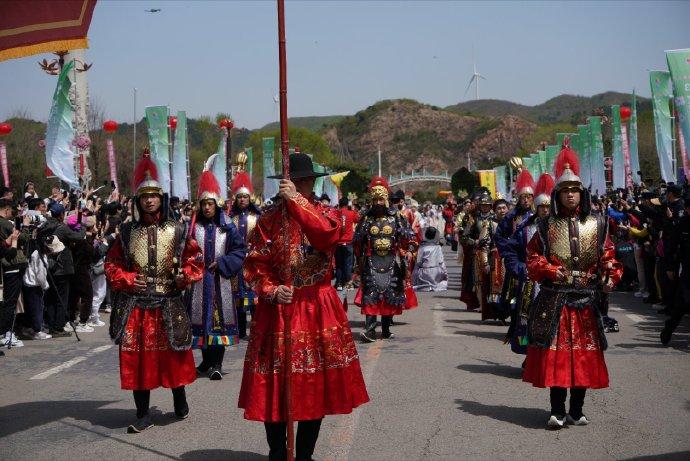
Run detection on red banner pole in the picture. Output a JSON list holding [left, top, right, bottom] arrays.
[[277, 1, 294, 459]]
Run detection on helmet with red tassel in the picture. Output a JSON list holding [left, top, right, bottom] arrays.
[[534, 173, 555, 208], [198, 170, 223, 205], [553, 137, 582, 191], [231, 171, 254, 198], [133, 148, 162, 196], [515, 169, 535, 196]]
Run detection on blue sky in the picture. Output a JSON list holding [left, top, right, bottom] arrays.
[[0, 1, 688, 129]]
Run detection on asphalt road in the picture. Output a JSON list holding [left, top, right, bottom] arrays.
[[1, 248, 689, 461]]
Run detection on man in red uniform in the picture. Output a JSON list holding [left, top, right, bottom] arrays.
[[335, 197, 359, 291], [106, 149, 203, 433], [238, 153, 369, 460], [523, 140, 622, 428]]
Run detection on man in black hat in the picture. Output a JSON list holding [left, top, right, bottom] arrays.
[[319, 193, 331, 207], [238, 153, 369, 460]]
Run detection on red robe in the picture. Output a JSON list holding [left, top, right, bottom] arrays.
[[522, 217, 622, 389], [238, 194, 369, 422], [105, 218, 203, 391]]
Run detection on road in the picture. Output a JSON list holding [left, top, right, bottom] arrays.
[[1, 248, 689, 460]]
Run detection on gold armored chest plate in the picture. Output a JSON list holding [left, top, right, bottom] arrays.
[[546, 215, 598, 271], [128, 221, 178, 292]]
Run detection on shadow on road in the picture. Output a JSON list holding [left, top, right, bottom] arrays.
[[453, 329, 506, 340], [454, 398, 545, 429], [180, 449, 267, 460], [621, 451, 690, 460], [456, 362, 523, 380], [0, 400, 183, 439]]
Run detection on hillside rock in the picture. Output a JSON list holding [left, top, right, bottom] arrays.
[[325, 99, 537, 175]]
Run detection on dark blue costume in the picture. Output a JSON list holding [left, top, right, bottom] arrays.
[[230, 203, 261, 338]]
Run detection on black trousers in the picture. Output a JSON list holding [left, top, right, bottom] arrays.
[[664, 285, 689, 335], [334, 244, 354, 287], [200, 345, 225, 369], [0, 271, 24, 336], [550, 387, 586, 418], [365, 315, 392, 336], [45, 275, 70, 331], [133, 386, 187, 418], [264, 419, 322, 461], [643, 251, 658, 299], [22, 285, 45, 333], [68, 271, 93, 324]]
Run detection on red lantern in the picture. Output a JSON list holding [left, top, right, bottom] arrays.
[[103, 120, 118, 133], [0, 123, 12, 136], [218, 118, 234, 130], [619, 106, 632, 121], [169, 116, 178, 130]]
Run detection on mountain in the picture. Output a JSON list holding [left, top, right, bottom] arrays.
[[260, 115, 346, 132], [446, 92, 652, 125], [322, 99, 537, 176]]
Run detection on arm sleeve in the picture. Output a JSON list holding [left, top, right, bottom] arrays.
[[243, 212, 280, 302], [285, 194, 340, 252], [502, 236, 527, 280], [104, 236, 137, 292], [217, 224, 247, 279], [526, 231, 561, 283], [178, 237, 204, 287], [600, 235, 623, 286]]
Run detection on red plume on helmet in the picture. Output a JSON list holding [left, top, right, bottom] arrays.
[[515, 169, 535, 196], [368, 175, 391, 192], [133, 147, 162, 195], [232, 171, 254, 196], [534, 173, 555, 207], [553, 137, 582, 190], [197, 170, 222, 203]]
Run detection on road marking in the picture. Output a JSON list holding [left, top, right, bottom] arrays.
[[324, 339, 383, 461], [433, 303, 459, 337], [626, 314, 647, 324], [609, 307, 623, 312], [30, 345, 113, 380]]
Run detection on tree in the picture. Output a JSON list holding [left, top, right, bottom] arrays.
[[451, 167, 479, 196]]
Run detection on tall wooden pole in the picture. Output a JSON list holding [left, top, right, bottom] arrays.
[[277, 1, 294, 459]]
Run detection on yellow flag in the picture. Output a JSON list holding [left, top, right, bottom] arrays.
[[478, 170, 497, 199], [330, 171, 350, 188]]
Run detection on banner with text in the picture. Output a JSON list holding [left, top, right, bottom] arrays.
[[649, 70, 675, 182], [145, 106, 171, 194]]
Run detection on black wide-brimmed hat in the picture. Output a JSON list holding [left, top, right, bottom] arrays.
[[267, 153, 330, 180]]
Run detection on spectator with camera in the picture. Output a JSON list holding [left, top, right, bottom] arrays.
[[0, 198, 28, 348]]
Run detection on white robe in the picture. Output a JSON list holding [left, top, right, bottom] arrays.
[[413, 242, 448, 292]]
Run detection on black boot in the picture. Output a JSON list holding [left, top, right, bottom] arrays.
[[128, 390, 153, 434], [296, 419, 322, 461], [567, 388, 589, 425], [381, 316, 395, 339], [172, 386, 189, 419], [548, 387, 567, 429], [208, 345, 225, 380], [264, 422, 287, 461], [197, 348, 211, 375]]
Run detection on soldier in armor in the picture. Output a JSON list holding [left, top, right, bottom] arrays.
[[238, 153, 368, 460], [522, 140, 622, 428], [458, 190, 486, 311], [495, 170, 535, 322], [186, 170, 246, 381], [229, 171, 261, 339], [354, 177, 418, 342], [460, 190, 500, 320], [506, 173, 554, 356], [105, 149, 204, 433]]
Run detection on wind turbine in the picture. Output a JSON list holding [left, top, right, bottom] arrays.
[[464, 51, 486, 101]]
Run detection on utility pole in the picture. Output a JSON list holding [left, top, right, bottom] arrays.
[[377, 145, 382, 177]]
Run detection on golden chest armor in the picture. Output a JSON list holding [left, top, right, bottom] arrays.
[[128, 221, 179, 294], [368, 216, 396, 257], [546, 215, 598, 272]]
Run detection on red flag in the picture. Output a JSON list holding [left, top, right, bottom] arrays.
[[0, 0, 97, 62]]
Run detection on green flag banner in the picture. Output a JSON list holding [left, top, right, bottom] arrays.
[[530, 153, 541, 176], [262, 137, 278, 199], [666, 49, 690, 165], [494, 165, 507, 198], [578, 124, 592, 189], [171, 111, 189, 200], [245, 147, 253, 182], [649, 71, 675, 182], [588, 116, 606, 195], [45, 60, 78, 188], [611, 105, 625, 189], [545, 145, 558, 175], [145, 105, 171, 194], [629, 91, 641, 183]]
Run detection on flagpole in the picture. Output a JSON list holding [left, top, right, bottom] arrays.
[[277, 0, 294, 459], [133, 87, 137, 180]]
